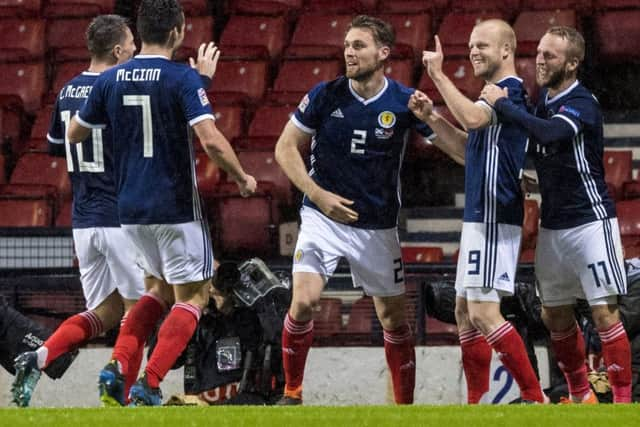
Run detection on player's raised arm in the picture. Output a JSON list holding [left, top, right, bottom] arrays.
[[422, 35, 492, 131], [275, 121, 358, 224], [409, 89, 467, 165], [194, 119, 256, 197]]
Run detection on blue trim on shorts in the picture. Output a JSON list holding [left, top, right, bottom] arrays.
[[603, 218, 625, 294]]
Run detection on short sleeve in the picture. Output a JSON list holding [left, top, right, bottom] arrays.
[[179, 68, 215, 127], [76, 76, 108, 129], [291, 82, 326, 135]]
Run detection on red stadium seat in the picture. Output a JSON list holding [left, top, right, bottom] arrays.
[[0, 106, 22, 141], [437, 12, 505, 57], [0, 154, 5, 184], [514, 10, 577, 56], [623, 180, 640, 200], [44, 0, 114, 18], [522, 199, 540, 250], [380, 14, 430, 60], [55, 199, 72, 226], [240, 104, 293, 149], [377, 0, 448, 13], [521, 0, 594, 10], [47, 19, 91, 62], [270, 59, 342, 104], [624, 240, 640, 259], [220, 16, 288, 61], [595, 0, 640, 10], [595, 11, 640, 62], [515, 57, 539, 104], [0, 0, 42, 18], [231, 0, 305, 16], [418, 59, 483, 103], [235, 150, 293, 206], [47, 61, 87, 104], [26, 105, 55, 153], [174, 16, 215, 62], [211, 104, 245, 143], [603, 150, 632, 201], [0, 198, 52, 226], [344, 296, 379, 345], [285, 14, 352, 59], [0, 19, 45, 63], [195, 152, 221, 198], [305, 0, 378, 14], [401, 246, 444, 263], [616, 199, 640, 246], [208, 60, 269, 105], [313, 297, 343, 339], [215, 190, 277, 254], [425, 316, 459, 345], [450, 0, 520, 20], [10, 152, 71, 203], [0, 62, 46, 112], [384, 59, 415, 87], [181, 0, 209, 15]]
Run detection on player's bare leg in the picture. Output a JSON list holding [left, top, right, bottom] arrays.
[[278, 272, 324, 404], [468, 300, 544, 402], [373, 293, 415, 404], [456, 297, 492, 403]]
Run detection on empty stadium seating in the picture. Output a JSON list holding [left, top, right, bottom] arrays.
[[43, 0, 115, 18], [345, 296, 381, 345], [521, 0, 593, 10], [383, 59, 415, 88], [0, 0, 42, 18], [514, 10, 577, 56], [230, 0, 305, 16], [0, 19, 45, 63], [10, 152, 71, 203], [240, 104, 293, 149], [0, 198, 52, 226], [195, 152, 222, 198], [450, 0, 521, 20], [0, 62, 46, 112], [55, 199, 72, 227], [235, 150, 293, 206], [49, 61, 87, 103], [305, 0, 378, 14], [380, 14, 431, 60], [603, 150, 632, 200], [623, 180, 640, 200], [401, 246, 444, 263], [0, 154, 5, 184], [26, 105, 54, 153], [181, 0, 210, 16], [377, 0, 448, 13], [270, 59, 342, 104], [515, 57, 539, 103], [213, 104, 245, 143], [220, 15, 288, 61], [312, 297, 343, 340], [174, 16, 215, 62], [285, 14, 352, 59], [208, 60, 269, 105], [595, 10, 640, 62], [47, 18, 91, 62], [616, 199, 640, 246]]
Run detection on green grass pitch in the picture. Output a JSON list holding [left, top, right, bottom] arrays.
[[1, 405, 638, 427]]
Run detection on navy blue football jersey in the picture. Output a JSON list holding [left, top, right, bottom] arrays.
[[292, 76, 434, 229], [77, 55, 214, 225], [532, 81, 615, 229], [47, 71, 119, 229], [464, 76, 529, 226]]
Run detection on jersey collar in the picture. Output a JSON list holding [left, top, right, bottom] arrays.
[[545, 80, 579, 105], [134, 54, 170, 60], [349, 77, 389, 105], [81, 71, 100, 76], [495, 75, 523, 84]]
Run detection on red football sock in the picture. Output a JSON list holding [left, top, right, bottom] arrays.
[[486, 322, 543, 402], [112, 293, 166, 375], [281, 313, 313, 397], [459, 328, 492, 404], [549, 322, 590, 399], [599, 322, 632, 403], [145, 302, 201, 389], [383, 324, 416, 404], [118, 315, 144, 401], [41, 311, 103, 368]]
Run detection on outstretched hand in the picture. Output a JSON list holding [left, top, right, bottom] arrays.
[[408, 90, 434, 122], [190, 42, 221, 79], [480, 84, 509, 106], [309, 187, 359, 224], [422, 35, 444, 79]]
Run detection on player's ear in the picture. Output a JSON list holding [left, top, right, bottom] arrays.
[[566, 57, 579, 74], [379, 45, 390, 61]]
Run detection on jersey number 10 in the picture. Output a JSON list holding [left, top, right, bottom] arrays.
[[61, 110, 104, 173]]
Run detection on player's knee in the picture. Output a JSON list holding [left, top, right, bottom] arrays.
[[289, 297, 317, 322], [541, 305, 575, 332], [591, 305, 620, 330]]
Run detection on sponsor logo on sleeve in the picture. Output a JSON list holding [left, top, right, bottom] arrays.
[[559, 105, 580, 118], [298, 94, 310, 113], [198, 88, 210, 106]]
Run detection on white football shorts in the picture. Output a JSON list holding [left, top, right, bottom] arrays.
[[455, 222, 522, 301], [73, 227, 145, 310], [535, 218, 626, 306], [122, 220, 215, 285], [292, 206, 405, 297]]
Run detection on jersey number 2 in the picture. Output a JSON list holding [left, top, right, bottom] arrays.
[[351, 130, 366, 154]]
